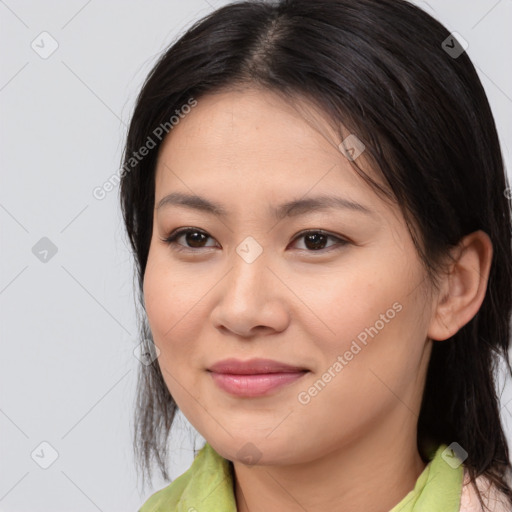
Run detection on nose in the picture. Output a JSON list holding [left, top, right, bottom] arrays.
[[209, 243, 290, 338]]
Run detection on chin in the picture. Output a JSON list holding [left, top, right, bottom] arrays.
[[206, 431, 304, 467]]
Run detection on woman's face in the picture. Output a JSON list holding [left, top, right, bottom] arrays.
[[143, 87, 436, 465]]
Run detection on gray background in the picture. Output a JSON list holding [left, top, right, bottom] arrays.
[[1, 1, 511, 511]]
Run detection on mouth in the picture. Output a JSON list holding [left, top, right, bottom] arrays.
[[207, 358, 310, 397]]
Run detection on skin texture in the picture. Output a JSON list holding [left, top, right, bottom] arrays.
[[143, 87, 493, 511]]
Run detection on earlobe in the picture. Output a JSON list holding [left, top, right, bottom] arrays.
[[427, 230, 493, 342]]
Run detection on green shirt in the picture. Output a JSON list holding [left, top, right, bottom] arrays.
[[139, 443, 464, 511]]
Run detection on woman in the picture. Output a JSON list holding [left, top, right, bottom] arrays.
[[120, 0, 512, 510]]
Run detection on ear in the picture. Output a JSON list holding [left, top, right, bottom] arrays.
[[427, 230, 493, 341]]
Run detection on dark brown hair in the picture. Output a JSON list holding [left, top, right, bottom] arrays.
[[120, 0, 512, 507]]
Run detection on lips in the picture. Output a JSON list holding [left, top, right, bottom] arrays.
[[208, 358, 308, 374], [207, 358, 309, 397]]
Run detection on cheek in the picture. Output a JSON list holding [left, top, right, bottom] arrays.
[[310, 268, 390, 343], [143, 255, 202, 372], [144, 253, 196, 337], [315, 260, 428, 374], [143, 259, 206, 413], [294, 296, 427, 450]]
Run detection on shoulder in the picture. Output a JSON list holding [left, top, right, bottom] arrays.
[[459, 469, 510, 512], [138, 443, 236, 512], [137, 464, 193, 512]]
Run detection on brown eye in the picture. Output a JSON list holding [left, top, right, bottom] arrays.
[[291, 230, 349, 252], [303, 232, 329, 250], [162, 228, 217, 251], [180, 230, 208, 248]]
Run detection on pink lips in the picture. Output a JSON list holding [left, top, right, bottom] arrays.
[[207, 358, 309, 397]]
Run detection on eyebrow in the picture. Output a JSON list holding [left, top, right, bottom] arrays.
[[155, 192, 375, 219]]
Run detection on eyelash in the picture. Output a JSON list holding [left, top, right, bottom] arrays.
[[160, 227, 350, 254]]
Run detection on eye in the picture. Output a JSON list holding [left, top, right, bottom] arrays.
[[160, 227, 349, 253], [290, 229, 349, 252], [161, 227, 217, 252]]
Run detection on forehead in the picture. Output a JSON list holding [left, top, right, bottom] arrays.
[[154, 88, 395, 219], [159, 88, 349, 158]]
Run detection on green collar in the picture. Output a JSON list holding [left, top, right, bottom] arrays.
[[139, 443, 463, 511]]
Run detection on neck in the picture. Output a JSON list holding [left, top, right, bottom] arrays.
[[233, 412, 427, 512]]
